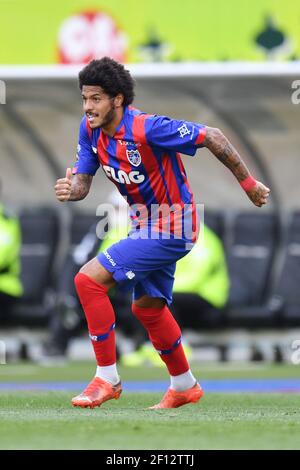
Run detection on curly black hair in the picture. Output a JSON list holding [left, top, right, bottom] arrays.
[[79, 57, 135, 107]]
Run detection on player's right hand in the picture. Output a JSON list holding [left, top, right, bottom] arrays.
[[54, 168, 73, 202]]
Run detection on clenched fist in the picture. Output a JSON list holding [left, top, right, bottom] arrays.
[[246, 181, 270, 208], [55, 168, 73, 202]]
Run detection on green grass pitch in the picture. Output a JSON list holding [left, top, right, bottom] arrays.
[[0, 362, 300, 450]]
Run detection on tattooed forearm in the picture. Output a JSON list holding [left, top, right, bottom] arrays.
[[203, 127, 250, 182], [202, 127, 271, 207], [69, 174, 93, 201]]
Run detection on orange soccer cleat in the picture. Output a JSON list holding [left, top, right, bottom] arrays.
[[149, 382, 203, 409], [72, 377, 122, 409]]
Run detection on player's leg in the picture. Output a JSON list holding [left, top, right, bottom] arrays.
[[75, 233, 201, 408], [72, 258, 122, 408], [132, 294, 203, 409]]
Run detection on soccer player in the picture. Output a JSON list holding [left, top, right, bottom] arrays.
[[54, 58, 270, 409]]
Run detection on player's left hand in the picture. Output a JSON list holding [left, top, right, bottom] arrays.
[[246, 181, 270, 207]]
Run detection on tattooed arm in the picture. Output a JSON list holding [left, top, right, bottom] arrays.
[[203, 127, 270, 207], [55, 168, 93, 202]]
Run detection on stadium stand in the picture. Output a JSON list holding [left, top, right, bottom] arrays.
[[6, 209, 99, 327], [48, 210, 100, 307], [8, 207, 59, 325], [204, 210, 225, 241], [225, 211, 280, 328], [276, 211, 300, 327]]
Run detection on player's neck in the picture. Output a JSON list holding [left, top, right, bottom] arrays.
[[101, 107, 124, 138]]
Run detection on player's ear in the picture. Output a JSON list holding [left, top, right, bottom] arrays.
[[114, 94, 124, 108]]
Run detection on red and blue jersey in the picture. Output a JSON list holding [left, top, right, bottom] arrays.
[[74, 106, 206, 241]]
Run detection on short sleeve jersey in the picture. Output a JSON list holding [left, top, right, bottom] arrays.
[[73, 106, 206, 241]]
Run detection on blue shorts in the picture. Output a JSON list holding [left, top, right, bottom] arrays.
[[97, 233, 193, 306]]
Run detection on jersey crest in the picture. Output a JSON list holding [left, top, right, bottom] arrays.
[[126, 149, 141, 167]]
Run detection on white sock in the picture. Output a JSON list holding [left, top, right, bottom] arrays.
[[170, 369, 197, 392], [95, 364, 120, 386]]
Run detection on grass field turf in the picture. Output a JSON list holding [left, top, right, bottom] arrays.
[[1, 362, 300, 450]]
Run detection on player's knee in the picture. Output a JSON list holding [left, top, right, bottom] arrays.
[[132, 297, 166, 322], [74, 272, 108, 300], [78, 258, 115, 289], [133, 296, 165, 310], [132, 303, 153, 323], [74, 272, 87, 296]]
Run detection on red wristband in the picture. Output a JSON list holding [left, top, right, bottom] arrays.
[[240, 176, 257, 192]]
